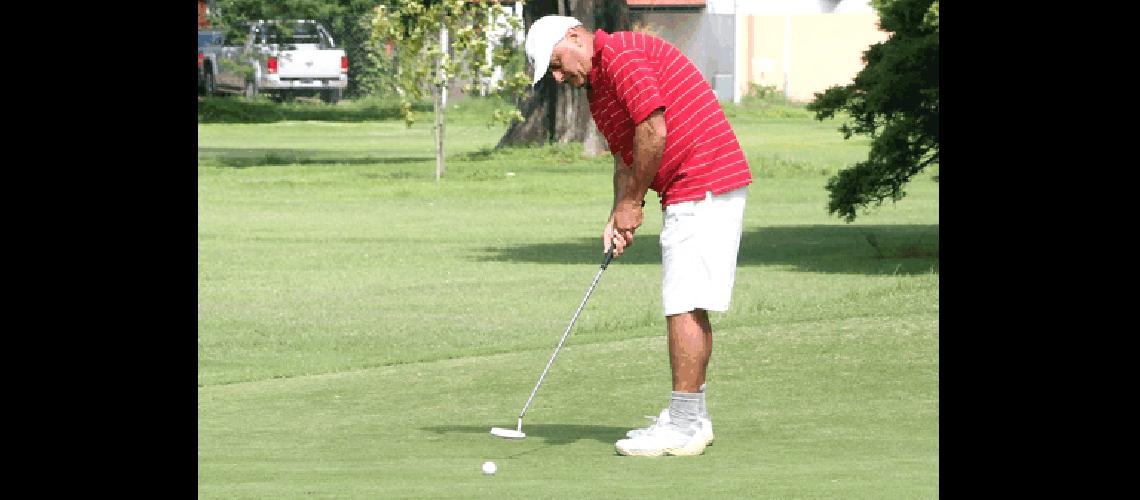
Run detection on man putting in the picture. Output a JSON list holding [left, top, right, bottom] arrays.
[[525, 16, 753, 457]]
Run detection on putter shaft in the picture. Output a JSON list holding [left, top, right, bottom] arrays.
[[516, 249, 614, 422]]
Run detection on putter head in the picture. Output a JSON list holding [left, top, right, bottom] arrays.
[[490, 427, 526, 439]]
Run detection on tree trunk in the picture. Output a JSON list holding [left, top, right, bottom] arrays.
[[582, 126, 606, 157], [434, 24, 448, 182], [495, 74, 556, 147], [598, 0, 631, 36], [497, 0, 630, 153], [433, 83, 445, 182]]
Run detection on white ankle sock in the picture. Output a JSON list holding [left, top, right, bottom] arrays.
[[698, 383, 709, 421], [669, 391, 702, 435]]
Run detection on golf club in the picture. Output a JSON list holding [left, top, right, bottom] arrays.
[[491, 246, 616, 440]]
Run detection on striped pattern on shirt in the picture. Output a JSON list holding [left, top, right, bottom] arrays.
[[587, 29, 752, 208]]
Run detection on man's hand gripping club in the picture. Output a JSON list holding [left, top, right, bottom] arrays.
[[605, 199, 644, 259], [603, 108, 666, 259]]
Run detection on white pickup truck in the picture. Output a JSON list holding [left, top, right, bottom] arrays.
[[206, 20, 347, 103]]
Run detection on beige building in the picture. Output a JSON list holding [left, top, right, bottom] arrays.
[[629, 0, 890, 103], [736, 2, 890, 102]]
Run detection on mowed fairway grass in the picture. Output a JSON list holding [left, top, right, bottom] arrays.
[[198, 97, 938, 498]]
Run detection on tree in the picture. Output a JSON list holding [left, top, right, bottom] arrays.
[[210, 0, 629, 172], [805, 0, 939, 222], [496, 0, 630, 155], [368, 0, 529, 181]]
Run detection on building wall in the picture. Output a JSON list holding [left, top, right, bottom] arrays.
[[733, 0, 834, 15], [566, 1, 883, 103], [730, 0, 874, 15], [738, 12, 888, 102], [634, 10, 736, 101]]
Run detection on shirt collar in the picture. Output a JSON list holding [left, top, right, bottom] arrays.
[[588, 29, 610, 88]]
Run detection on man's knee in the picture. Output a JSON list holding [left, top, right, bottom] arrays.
[[666, 308, 711, 332]]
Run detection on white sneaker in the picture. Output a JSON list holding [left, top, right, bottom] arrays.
[[626, 409, 715, 446], [615, 422, 708, 457]]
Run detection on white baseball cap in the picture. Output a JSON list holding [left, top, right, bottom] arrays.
[[524, 15, 583, 86]]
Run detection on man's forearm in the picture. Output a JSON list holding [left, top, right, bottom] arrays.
[[612, 161, 621, 214], [612, 158, 638, 213], [617, 108, 667, 207]]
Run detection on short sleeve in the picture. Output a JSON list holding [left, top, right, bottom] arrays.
[[604, 46, 665, 125]]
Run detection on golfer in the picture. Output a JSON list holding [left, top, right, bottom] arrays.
[[525, 15, 753, 456]]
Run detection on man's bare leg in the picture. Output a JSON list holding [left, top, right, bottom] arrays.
[[668, 308, 713, 392]]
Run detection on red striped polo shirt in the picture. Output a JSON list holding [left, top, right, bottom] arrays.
[[587, 29, 752, 208]]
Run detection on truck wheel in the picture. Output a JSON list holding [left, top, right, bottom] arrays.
[[321, 89, 342, 104], [244, 80, 259, 101]]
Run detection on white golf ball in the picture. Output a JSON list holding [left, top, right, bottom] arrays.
[[482, 461, 497, 475]]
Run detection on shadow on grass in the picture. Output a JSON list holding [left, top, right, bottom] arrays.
[[196, 96, 432, 123], [422, 424, 629, 447], [198, 147, 431, 168], [475, 224, 939, 276], [455, 144, 599, 166]]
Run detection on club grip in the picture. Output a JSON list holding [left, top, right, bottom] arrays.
[[601, 246, 615, 269]]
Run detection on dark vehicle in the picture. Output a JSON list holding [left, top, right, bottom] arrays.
[[198, 29, 224, 95]]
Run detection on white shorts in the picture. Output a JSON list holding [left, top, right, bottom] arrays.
[[660, 187, 748, 316]]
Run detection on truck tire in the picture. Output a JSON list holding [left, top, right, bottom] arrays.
[[320, 88, 342, 104], [244, 80, 259, 101]]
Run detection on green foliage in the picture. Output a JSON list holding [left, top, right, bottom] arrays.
[[741, 83, 786, 104], [727, 84, 814, 120], [366, 0, 527, 127], [353, 13, 401, 99], [217, 57, 254, 82], [807, 0, 939, 222]]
